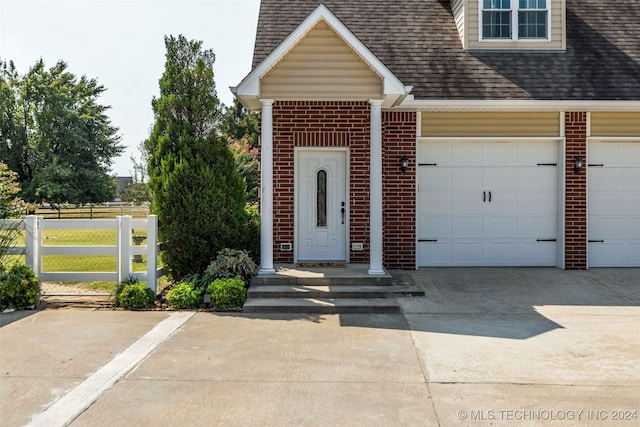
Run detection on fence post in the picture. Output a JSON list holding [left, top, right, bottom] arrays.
[[117, 216, 132, 284], [146, 215, 158, 293], [25, 215, 39, 274]]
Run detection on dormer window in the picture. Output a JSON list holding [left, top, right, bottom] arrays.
[[481, 0, 549, 41]]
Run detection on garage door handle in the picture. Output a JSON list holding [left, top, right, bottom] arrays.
[[488, 191, 492, 202], [588, 164, 604, 167], [483, 191, 486, 202], [588, 240, 605, 243]]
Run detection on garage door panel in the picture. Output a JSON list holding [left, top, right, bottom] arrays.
[[484, 216, 518, 238], [452, 143, 484, 164], [419, 141, 452, 164], [624, 170, 640, 191], [420, 168, 452, 190], [419, 193, 452, 215], [452, 192, 483, 214], [419, 216, 452, 238], [518, 143, 558, 163], [452, 169, 483, 190], [484, 169, 518, 190], [484, 143, 518, 164], [418, 139, 559, 267], [518, 192, 557, 214], [518, 168, 557, 190], [418, 242, 453, 266], [518, 215, 557, 238], [453, 217, 484, 238], [588, 141, 640, 267]]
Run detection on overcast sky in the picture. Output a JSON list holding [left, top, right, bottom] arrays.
[[0, 0, 261, 176]]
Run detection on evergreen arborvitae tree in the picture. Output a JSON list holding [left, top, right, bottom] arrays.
[[145, 35, 247, 280]]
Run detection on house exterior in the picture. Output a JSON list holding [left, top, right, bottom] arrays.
[[233, 0, 640, 275]]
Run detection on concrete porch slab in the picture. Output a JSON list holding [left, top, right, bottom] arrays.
[[252, 263, 393, 286]]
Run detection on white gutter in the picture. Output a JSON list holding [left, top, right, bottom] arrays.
[[397, 99, 640, 112]]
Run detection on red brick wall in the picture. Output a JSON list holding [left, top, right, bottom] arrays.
[[266, 101, 416, 268], [382, 111, 417, 269], [271, 101, 370, 264], [565, 112, 587, 269]]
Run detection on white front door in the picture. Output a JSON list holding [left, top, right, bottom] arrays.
[[296, 150, 347, 261], [417, 140, 559, 266], [588, 141, 640, 267]]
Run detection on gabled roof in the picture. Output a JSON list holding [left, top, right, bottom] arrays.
[[250, 0, 640, 103], [233, 4, 410, 110]]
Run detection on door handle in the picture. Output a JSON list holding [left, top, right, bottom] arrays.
[[483, 191, 486, 203], [489, 191, 492, 202], [341, 202, 345, 224]]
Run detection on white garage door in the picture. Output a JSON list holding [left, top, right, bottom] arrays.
[[418, 140, 559, 266], [588, 141, 640, 267]]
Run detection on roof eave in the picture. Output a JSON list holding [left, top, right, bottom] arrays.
[[398, 99, 640, 112]]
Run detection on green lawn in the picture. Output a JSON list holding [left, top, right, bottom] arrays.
[[2, 226, 162, 290]]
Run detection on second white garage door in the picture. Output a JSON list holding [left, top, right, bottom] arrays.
[[418, 140, 559, 266], [588, 141, 640, 267]]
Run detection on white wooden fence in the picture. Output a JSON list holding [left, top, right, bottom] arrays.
[[1, 215, 162, 292]]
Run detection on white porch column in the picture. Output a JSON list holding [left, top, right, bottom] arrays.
[[368, 100, 385, 275], [259, 99, 276, 275]]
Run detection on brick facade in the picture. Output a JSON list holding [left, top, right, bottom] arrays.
[[382, 112, 417, 269], [564, 112, 588, 269], [266, 101, 416, 268]]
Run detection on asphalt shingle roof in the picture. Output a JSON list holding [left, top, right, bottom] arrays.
[[252, 0, 640, 100]]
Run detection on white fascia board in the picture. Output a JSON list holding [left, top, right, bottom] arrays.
[[234, 4, 407, 100], [398, 99, 640, 112]]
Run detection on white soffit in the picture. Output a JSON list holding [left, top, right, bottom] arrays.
[[232, 4, 408, 110]]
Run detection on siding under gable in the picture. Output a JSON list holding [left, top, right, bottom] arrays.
[[261, 20, 383, 100], [590, 113, 640, 137], [452, 0, 465, 46], [466, 0, 566, 51], [421, 112, 561, 137]]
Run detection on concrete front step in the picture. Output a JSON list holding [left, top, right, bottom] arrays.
[[248, 285, 424, 299], [250, 276, 395, 286], [243, 298, 402, 314]]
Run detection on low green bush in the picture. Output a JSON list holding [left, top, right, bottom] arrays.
[[0, 264, 40, 311], [117, 282, 155, 309], [207, 277, 247, 309], [205, 248, 258, 284], [166, 281, 200, 309]]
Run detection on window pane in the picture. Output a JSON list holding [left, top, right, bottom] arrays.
[[485, 0, 511, 9], [483, 11, 512, 38], [520, 0, 546, 9], [316, 170, 327, 228], [519, 11, 547, 38]]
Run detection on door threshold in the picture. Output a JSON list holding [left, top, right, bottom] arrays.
[[296, 261, 347, 268]]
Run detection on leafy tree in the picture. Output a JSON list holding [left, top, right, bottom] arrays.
[[0, 163, 24, 268], [121, 142, 151, 203], [228, 138, 259, 204], [0, 59, 123, 205], [145, 35, 247, 279], [220, 98, 259, 148]]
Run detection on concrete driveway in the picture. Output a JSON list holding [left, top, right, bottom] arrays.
[[1, 268, 638, 426]]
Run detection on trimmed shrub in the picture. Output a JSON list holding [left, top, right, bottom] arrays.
[[0, 264, 40, 311], [117, 282, 155, 309], [208, 277, 247, 309], [205, 248, 258, 284], [166, 281, 200, 309], [243, 205, 260, 263]]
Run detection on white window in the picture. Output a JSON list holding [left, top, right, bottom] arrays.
[[481, 0, 549, 41]]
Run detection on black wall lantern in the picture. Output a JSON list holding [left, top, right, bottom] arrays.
[[574, 156, 584, 173], [400, 155, 409, 174]]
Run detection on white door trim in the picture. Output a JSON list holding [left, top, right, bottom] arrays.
[[294, 147, 350, 263]]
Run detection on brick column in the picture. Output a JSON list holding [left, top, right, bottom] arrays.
[[565, 112, 588, 269]]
